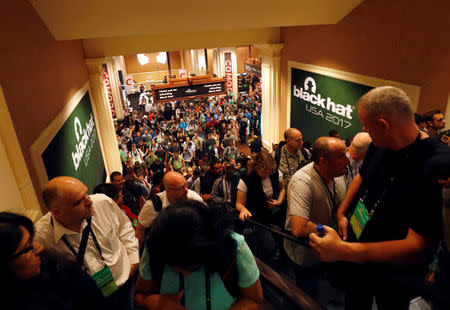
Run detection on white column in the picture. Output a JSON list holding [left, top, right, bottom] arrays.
[[85, 58, 122, 180], [190, 50, 199, 75], [257, 44, 283, 151], [0, 85, 41, 220]]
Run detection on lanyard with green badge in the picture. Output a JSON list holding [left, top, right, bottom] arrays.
[[53, 217, 119, 297], [350, 131, 422, 240], [349, 179, 391, 240]]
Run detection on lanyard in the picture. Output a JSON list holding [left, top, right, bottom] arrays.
[[223, 179, 231, 201], [179, 270, 211, 310], [284, 148, 301, 176], [52, 217, 104, 267], [313, 165, 337, 211], [364, 130, 422, 217]]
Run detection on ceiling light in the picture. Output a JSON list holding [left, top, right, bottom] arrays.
[[156, 52, 167, 64], [137, 54, 149, 65]]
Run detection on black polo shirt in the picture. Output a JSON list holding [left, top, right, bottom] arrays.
[[353, 137, 446, 243]]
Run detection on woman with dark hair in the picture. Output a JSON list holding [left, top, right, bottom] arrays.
[[135, 200, 263, 310], [235, 147, 286, 261], [0, 212, 106, 310]]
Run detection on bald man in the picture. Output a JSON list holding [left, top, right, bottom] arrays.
[[136, 171, 203, 246], [35, 176, 139, 310], [283, 137, 348, 297], [278, 128, 311, 186], [310, 86, 449, 309]]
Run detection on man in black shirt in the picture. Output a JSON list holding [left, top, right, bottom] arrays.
[[194, 159, 223, 203], [310, 86, 449, 309]]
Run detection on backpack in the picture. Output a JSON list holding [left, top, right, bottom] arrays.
[[151, 194, 163, 211]]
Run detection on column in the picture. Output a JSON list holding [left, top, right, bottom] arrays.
[[85, 58, 122, 180], [256, 44, 284, 151], [0, 85, 41, 220]]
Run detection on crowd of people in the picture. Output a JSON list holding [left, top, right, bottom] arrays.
[[1, 84, 449, 310]]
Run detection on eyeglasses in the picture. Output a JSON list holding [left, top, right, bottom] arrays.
[[10, 243, 34, 260], [289, 138, 303, 143]]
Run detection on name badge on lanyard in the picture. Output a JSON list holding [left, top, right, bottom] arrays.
[[349, 199, 371, 240], [91, 265, 119, 298]]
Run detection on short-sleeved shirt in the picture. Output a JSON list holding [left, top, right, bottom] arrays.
[[354, 139, 444, 243], [284, 162, 346, 266], [278, 145, 311, 185], [138, 190, 203, 228], [237, 170, 283, 199], [139, 232, 259, 310]]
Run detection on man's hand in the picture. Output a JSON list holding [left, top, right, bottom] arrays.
[[130, 263, 139, 277], [337, 215, 349, 241], [309, 225, 346, 262], [239, 209, 252, 221]]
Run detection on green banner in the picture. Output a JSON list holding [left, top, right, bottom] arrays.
[[290, 68, 373, 144], [42, 92, 106, 192]]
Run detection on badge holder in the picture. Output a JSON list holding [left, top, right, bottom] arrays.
[[349, 200, 371, 240], [91, 265, 119, 298], [59, 217, 119, 298]]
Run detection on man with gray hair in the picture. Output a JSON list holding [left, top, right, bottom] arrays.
[[310, 86, 448, 309], [344, 132, 372, 189]]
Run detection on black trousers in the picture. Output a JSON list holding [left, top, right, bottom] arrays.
[[105, 277, 135, 310]]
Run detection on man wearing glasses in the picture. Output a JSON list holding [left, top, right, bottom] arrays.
[[136, 171, 203, 247], [279, 128, 312, 186]]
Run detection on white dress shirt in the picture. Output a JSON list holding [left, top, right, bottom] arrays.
[[138, 190, 203, 228], [35, 194, 139, 287]]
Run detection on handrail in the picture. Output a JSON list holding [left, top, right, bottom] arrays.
[[220, 206, 310, 247], [255, 257, 325, 310]]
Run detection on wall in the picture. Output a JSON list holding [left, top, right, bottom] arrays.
[[0, 0, 89, 214], [124, 51, 181, 74], [280, 0, 450, 137], [124, 52, 169, 73], [236, 46, 250, 73], [235, 46, 261, 73], [168, 51, 182, 70]]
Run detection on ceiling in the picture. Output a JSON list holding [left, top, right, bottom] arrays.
[[29, 0, 364, 40]]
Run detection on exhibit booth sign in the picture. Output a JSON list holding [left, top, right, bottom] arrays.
[[31, 82, 106, 193], [287, 61, 422, 144], [151, 75, 226, 103]]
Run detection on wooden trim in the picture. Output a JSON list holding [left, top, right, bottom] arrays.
[[286, 61, 421, 130]]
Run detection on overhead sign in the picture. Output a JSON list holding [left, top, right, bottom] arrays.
[[41, 92, 106, 192], [154, 82, 226, 102], [244, 63, 261, 77], [224, 52, 233, 95], [290, 68, 373, 143], [124, 74, 135, 94]]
